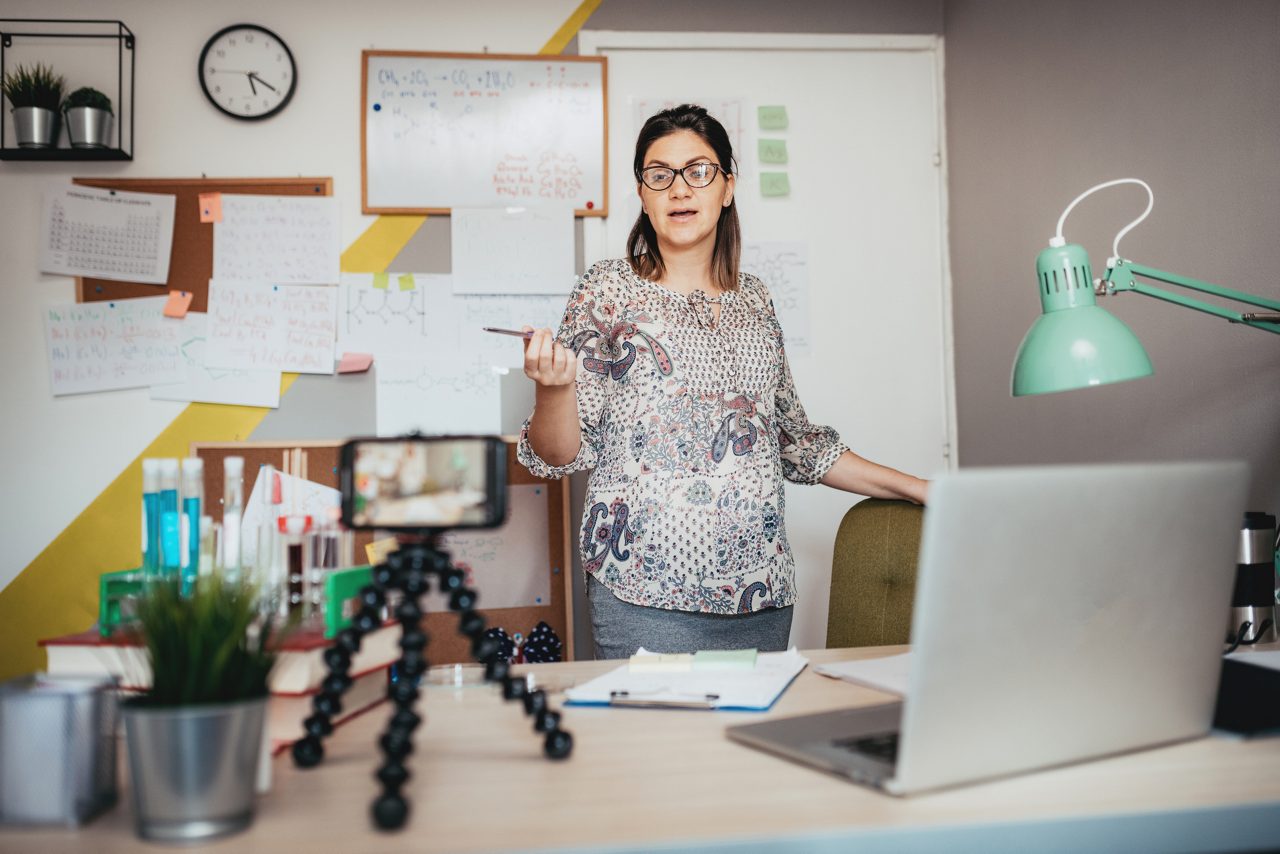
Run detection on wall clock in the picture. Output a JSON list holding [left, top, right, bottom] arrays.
[[198, 24, 297, 120]]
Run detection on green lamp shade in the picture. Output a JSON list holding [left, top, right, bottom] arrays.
[[1011, 242, 1154, 396]]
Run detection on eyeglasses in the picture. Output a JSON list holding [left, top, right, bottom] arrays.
[[637, 162, 724, 191]]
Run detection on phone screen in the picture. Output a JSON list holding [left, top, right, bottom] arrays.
[[341, 436, 506, 531]]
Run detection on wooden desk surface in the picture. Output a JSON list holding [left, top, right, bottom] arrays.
[[5, 647, 1280, 852]]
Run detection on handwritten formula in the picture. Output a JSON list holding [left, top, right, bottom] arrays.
[[364, 53, 605, 213], [45, 297, 185, 395]]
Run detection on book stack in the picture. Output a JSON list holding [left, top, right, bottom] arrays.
[[39, 622, 402, 750]]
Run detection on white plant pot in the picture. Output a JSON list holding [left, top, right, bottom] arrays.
[[64, 106, 113, 149]]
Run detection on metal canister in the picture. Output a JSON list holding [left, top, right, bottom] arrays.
[[1229, 512, 1277, 644]]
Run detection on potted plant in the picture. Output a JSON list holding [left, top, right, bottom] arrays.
[[122, 576, 285, 842], [62, 86, 113, 149], [1, 63, 65, 148]]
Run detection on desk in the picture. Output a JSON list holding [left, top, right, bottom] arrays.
[[4, 647, 1279, 852]]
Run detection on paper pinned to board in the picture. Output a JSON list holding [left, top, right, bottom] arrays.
[[40, 185, 176, 285], [375, 355, 502, 436], [451, 207, 575, 295], [213, 195, 340, 285], [149, 312, 281, 408], [742, 241, 811, 355], [44, 297, 184, 395], [813, 652, 911, 696], [416, 485, 553, 611], [204, 279, 337, 374]]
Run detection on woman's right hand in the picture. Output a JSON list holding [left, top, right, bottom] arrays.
[[522, 326, 576, 388]]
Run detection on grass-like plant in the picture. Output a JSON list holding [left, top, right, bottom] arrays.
[[63, 86, 113, 115], [129, 576, 288, 708], [1, 63, 65, 111]]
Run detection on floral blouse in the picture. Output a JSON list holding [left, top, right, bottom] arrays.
[[517, 259, 847, 615]]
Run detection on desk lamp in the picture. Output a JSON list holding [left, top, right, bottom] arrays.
[[1011, 178, 1280, 397]]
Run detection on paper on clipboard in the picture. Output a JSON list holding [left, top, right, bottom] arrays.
[[564, 649, 808, 711]]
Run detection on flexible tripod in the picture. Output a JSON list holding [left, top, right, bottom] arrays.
[[290, 538, 573, 830]]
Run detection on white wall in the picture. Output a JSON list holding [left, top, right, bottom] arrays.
[[0, 0, 582, 592]]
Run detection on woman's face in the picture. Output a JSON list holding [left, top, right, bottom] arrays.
[[637, 129, 735, 256]]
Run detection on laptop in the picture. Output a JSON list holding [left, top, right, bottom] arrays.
[[727, 461, 1249, 795]]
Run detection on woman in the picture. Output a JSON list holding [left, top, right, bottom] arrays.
[[518, 104, 927, 659]]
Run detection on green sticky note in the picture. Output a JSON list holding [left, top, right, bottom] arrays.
[[397, 273, 415, 292], [693, 649, 758, 670], [372, 273, 390, 290], [760, 172, 791, 198], [758, 138, 788, 164], [758, 105, 788, 130]]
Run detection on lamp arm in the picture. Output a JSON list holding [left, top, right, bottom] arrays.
[[1101, 260, 1280, 334]]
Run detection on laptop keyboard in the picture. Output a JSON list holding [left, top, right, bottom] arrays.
[[832, 731, 899, 764]]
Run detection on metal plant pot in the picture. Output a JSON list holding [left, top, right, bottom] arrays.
[[122, 697, 266, 843], [64, 106, 112, 149], [11, 106, 59, 148]]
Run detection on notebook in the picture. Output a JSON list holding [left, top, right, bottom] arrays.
[[727, 461, 1249, 795]]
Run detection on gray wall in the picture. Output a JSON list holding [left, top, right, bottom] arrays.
[[946, 0, 1280, 513]]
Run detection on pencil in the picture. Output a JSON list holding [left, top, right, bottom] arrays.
[[483, 327, 535, 338]]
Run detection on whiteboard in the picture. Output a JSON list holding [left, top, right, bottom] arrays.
[[579, 32, 956, 651], [362, 51, 608, 216]]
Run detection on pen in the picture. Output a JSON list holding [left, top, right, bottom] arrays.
[[482, 327, 535, 339]]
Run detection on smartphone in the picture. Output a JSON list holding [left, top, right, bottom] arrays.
[[339, 436, 507, 531]]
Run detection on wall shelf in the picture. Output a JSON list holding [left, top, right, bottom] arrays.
[[0, 18, 135, 161]]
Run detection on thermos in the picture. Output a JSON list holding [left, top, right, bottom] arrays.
[[1228, 512, 1277, 645]]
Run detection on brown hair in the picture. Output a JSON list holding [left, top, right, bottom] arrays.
[[626, 104, 741, 291]]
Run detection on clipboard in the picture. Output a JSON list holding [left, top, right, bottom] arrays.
[[564, 649, 808, 711]]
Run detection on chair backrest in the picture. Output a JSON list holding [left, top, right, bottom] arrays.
[[826, 498, 924, 648]]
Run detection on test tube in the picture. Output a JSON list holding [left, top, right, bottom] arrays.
[[141, 459, 162, 577], [223, 456, 244, 585], [158, 459, 181, 580], [180, 458, 204, 596]]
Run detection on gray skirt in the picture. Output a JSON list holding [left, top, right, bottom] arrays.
[[586, 573, 794, 660]]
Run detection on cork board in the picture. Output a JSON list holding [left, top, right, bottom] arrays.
[[72, 176, 333, 313], [190, 439, 574, 663]]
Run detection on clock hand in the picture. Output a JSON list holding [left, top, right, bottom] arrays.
[[247, 73, 258, 95], [248, 71, 279, 93]]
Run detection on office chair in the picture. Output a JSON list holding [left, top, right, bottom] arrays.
[[826, 498, 924, 648]]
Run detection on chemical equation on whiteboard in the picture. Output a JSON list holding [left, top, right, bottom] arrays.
[[382, 359, 499, 396], [493, 152, 583, 202], [375, 63, 595, 146]]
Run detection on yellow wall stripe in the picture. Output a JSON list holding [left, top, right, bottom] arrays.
[[541, 0, 602, 55], [340, 215, 427, 272]]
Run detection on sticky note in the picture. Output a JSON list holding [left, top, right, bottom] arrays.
[[629, 653, 693, 673], [337, 352, 374, 374], [198, 192, 223, 223], [372, 272, 390, 290], [760, 172, 791, 198], [758, 138, 788, 164], [163, 290, 194, 318], [694, 649, 758, 670], [397, 274, 415, 292], [365, 537, 399, 565], [758, 105, 788, 130]]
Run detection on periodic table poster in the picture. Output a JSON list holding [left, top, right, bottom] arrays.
[[41, 185, 175, 285]]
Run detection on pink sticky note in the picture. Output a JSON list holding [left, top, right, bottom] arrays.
[[199, 192, 223, 223], [337, 352, 374, 373], [163, 290, 194, 318]]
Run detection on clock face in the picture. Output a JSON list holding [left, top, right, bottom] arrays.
[[199, 24, 296, 120]]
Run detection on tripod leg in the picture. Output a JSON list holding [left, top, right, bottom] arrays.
[[438, 563, 574, 761], [292, 562, 395, 769]]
